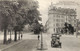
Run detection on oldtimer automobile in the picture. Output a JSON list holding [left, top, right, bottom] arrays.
[[51, 33, 62, 48]]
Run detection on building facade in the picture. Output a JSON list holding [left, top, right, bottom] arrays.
[[45, 4, 77, 34]]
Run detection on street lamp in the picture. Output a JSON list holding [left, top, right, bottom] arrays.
[[76, 19, 79, 38], [37, 23, 47, 50], [41, 26, 43, 50]]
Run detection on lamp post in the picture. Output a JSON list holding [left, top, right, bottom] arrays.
[[37, 23, 44, 50], [39, 23, 47, 50], [37, 22, 47, 50], [41, 26, 43, 50], [76, 19, 79, 38]]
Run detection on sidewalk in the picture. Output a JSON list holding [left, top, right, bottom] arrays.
[[0, 40, 23, 51]]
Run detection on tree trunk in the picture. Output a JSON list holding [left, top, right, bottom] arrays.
[[14, 30, 17, 41], [10, 30, 11, 40], [18, 31, 20, 40], [3, 29, 7, 44]]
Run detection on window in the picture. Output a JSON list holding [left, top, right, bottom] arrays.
[[61, 23, 63, 26], [53, 15, 55, 17], [56, 19, 58, 22], [58, 15, 60, 18], [57, 15, 59, 18], [60, 19, 64, 22], [56, 19, 60, 22], [53, 19, 55, 22], [56, 23, 60, 27], [54, 28, 55, 32]]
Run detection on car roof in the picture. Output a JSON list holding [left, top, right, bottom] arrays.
[[52, 33, 59, 35]]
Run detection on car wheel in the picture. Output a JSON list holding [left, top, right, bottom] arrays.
[[59, 45, 62, 48], [51, 44, 53, 47]]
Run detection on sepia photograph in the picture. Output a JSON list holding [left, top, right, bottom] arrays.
[[0, 0, 80, 51]]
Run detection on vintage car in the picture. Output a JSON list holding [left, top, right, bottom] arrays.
[[51, 33, 62, 48]]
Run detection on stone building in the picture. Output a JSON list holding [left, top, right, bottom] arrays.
[[45, 4, 77, 34]]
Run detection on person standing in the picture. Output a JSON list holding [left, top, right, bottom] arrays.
[[38, 35, 40, 40], [21, 34, 23, 39]]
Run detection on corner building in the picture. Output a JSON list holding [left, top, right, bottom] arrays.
[[46, 5, 77, 34]]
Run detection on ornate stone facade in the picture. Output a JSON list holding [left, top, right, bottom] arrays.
[[45, 5, 77, 34]]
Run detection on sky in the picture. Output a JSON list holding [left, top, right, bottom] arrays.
[[37, 0, 52, 25], [36, 0, 80, 26]]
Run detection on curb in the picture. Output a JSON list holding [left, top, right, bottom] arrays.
[[0, 40, 23, 51]]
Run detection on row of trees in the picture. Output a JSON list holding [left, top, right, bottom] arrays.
[[0, 0, 41, 44]]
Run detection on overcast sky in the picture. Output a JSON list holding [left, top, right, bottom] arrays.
[[36, 0, 80, 25]]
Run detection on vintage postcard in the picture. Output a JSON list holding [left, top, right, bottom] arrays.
[[0, 0, 80, 51]]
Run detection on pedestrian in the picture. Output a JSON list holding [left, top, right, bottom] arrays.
[[21, 34, 23, 39], [38, 35, 40, 40]]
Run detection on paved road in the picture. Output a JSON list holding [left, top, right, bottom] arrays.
[[43, 34, 80, 51], [3, 39, 38, 51], [1, 33, 80, 51], [2, 33, 39, 51]]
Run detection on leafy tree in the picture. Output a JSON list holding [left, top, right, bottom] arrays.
[[64, 22, 68, 33], [12, 0, 41, 41], [68, 24, 74, 34], [0, 1, 17, 44], [0, 0, 41, 43], [64, 22, 74, 34]]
